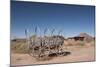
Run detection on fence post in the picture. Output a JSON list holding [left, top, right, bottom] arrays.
[[25, 29, 30, 51]]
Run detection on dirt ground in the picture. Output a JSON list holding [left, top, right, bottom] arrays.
[[11, 46, 95, 66]]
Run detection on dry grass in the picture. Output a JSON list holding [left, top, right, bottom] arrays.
[[11, 39, 95, 54], [64, 39, 95, 47], [11, 41, 29, 53]]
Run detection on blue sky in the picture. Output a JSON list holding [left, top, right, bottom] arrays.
[[11, 1, 95, 38]]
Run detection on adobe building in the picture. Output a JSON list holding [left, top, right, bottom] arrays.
[[67, 36, 85, 41]]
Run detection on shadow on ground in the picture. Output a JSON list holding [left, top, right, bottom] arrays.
[[49, 51, 71, 57]]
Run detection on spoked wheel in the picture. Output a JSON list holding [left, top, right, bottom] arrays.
[[36, 49, 50, 61], [28, 47, 50, 60], [56, 45, 64, 56], [28, 47, 39, 58], [36, 54, 48, 61], [28, 48, 34, 57]]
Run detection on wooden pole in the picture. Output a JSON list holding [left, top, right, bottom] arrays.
[[25, 29, 30, 50]]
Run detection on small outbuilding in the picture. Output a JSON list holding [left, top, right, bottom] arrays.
[[67, 37, 85, 41]]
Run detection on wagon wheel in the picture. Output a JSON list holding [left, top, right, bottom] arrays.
[[28, 48, 35, 57], [28, 47, 34, 56], [28, 46, 40, 58], [36, 47, 50, 60], [37, 54, 48, 60], [56, 45, 64, 56]]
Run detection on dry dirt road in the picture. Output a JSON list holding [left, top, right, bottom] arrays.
[[11, 46, 95, 66]]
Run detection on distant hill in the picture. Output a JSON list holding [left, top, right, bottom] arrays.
[[77, 33, 92, 37], [11, 38, 26, 43], [77, 33, 94, 42]]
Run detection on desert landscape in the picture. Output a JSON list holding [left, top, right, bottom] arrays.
[[11, 33, 95, 66], [11, 1, 95, 66]]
